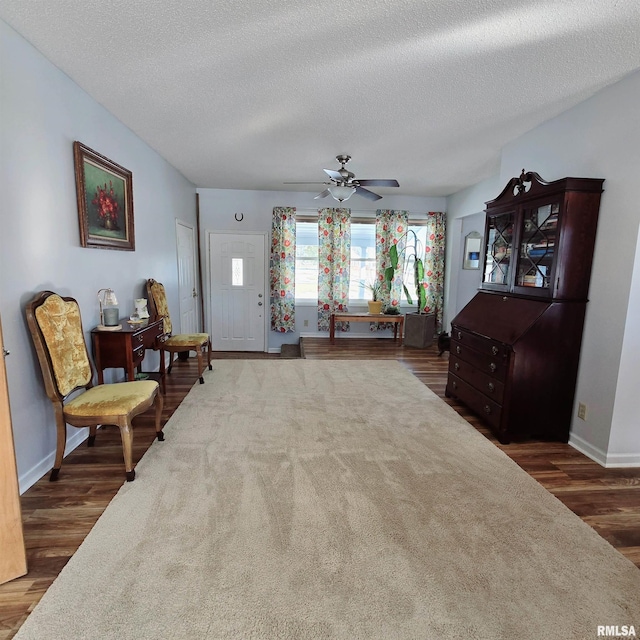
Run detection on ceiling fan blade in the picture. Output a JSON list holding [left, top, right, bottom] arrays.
[[283, 181, 329, 185], [355, 186, 382, 201], [323, 169, 342, 181], [356, 179, 399, 187], [314, 189, 331, 199]]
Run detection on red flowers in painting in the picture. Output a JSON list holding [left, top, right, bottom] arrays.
[[91, 181, 119, 229]]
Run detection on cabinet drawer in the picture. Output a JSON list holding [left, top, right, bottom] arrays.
[[447, 356, 505, 402], [451, 326, 508, 359], [132, 324, 163, 350], [447, 373, 503, 432], [449, 343, 508, 381]]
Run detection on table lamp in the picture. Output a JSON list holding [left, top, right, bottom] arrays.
[[97, 288, 121, 329]]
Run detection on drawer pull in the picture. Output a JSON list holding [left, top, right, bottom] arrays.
[[488, 382, 495, 393], [484, 405, 492, 415], [457, 331, 462, 340], [136, 335, 144, 344], [489, 362, 497, 373], [452, 381, 457, 390], [135, 348, 144, 359], [456, 345, 461, 354], [491, 346, 499, 355], [454, 362, 460, 371]]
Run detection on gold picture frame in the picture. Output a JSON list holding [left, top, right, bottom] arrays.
[[73, 141, 135, 251]]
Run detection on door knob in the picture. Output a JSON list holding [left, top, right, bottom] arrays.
[[2, 348, 9, 357], [258, 302, 263, 306], [258, 293, 263, 298]]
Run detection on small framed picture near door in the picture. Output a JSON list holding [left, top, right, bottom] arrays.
[[463, 231, 482, 269], [73, 141, 135, 251]]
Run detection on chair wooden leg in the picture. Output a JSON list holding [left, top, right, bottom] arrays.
[[50, 408, 66, 481], [167, 351, 175, 374], [197, 348, 205, 384], [88, 424, 97, 447], [154, 391, 164, 441], [207, 339, 213, 370], [118, 422, 135, 482]]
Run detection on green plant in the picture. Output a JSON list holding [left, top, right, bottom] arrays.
[[364, 280, 383, 302], [383, 230, 427, 314]]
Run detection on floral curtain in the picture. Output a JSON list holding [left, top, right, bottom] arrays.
[[374, 210, 408, 330], [423, 211, 446, 333], [270, 206, 296, 333], [318, 207, 351, 332]]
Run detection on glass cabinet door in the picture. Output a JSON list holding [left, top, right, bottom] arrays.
[[483, 212, 514, 286], [516, 202, 559, 292]]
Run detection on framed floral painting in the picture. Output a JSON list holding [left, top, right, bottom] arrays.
[[73, 141, 135, 250]]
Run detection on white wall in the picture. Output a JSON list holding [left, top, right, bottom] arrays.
[[197, 188, 446, 351], [1, 20, 196, 491], [446, 69, 640, 465], [444, 175, 501, 329]]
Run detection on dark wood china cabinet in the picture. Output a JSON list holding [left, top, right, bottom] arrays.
[[446, 170, 604, 443]]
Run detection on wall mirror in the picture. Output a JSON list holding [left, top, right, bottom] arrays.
[[463, 231, 482, 269]]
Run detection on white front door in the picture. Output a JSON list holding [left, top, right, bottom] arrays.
[[208, 232, 267, 351], [176, 220, 198, 334]]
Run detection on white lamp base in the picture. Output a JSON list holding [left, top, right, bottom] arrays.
[[96, 324, 122, 331]]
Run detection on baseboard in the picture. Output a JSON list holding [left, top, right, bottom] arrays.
[[603, 451, 640, 467], [19, 427, 89, 494], [569, 432, 640, 468], [568, 433, 607, 467]]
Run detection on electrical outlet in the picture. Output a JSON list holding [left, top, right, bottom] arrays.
[[577, 403, 587, 420], [304, 319, 309, 327]]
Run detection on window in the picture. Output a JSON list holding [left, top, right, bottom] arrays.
[[295, 222, 318, 302], [294, 219, 428, 303], [349, 223, 377, 300]]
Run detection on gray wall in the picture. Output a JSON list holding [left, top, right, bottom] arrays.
[[1, 20, 196, 491]]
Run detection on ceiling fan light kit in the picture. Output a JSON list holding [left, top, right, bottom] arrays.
[[285, 155, 399, 203], [327, 185, 356, 202]]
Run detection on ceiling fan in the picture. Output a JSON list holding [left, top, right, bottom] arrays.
[[284, 155, 399, 202]]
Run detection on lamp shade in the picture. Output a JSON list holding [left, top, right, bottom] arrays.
[[328, 185, 356, 202], [103, 289, 118, 307]]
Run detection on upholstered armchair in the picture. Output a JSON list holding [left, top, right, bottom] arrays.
[[26, 291, 164, 482], [146, 279, 212, 384]]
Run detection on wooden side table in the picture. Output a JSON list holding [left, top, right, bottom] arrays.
[[91, 318, 166, 392], [330, 312, 405, 345]]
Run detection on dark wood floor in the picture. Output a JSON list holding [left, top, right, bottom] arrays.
[[1, 340, 639, 639]]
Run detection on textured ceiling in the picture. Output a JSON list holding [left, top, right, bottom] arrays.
[[2, 1, 640, 197]]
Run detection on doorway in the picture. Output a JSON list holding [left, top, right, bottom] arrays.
[[176, 220, 199, 334], [208, 232, 267, 351]]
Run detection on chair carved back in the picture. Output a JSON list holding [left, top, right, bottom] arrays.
[[26, 292, 93, 401], [146, 279, 173, 335]]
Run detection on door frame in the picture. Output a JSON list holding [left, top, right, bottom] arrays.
[[206, 230, 269, 352], [175, 219, 199, 334]]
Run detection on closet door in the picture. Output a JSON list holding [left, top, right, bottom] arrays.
[[0, 314, 27, 584]]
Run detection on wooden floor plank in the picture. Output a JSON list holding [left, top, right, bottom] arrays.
[[1, 340, 638, 639]]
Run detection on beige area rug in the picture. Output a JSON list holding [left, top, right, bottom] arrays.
[[16, 360, 640, 640]]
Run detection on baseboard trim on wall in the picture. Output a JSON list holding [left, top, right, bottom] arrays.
[[569, 432, 640, 468], [603, 451, 640, 468], [19, 427, 89, 494]]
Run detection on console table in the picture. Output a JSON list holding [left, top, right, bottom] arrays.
[[330, 312, 405, 345], [91, 318, 166, 392]]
